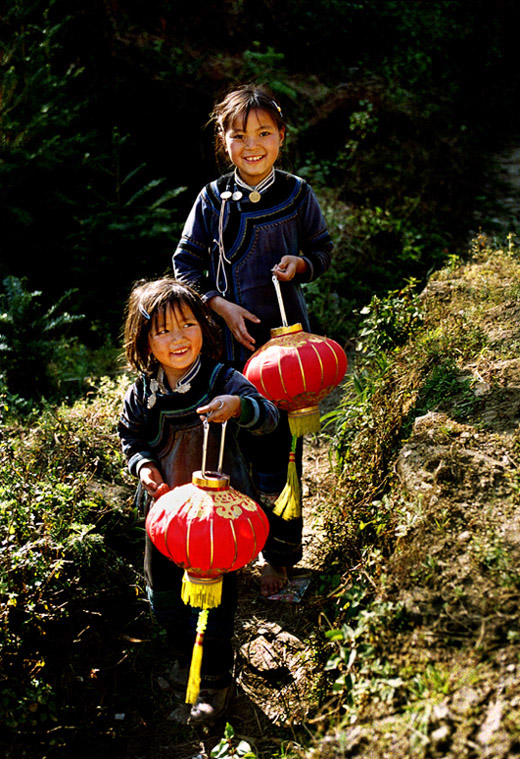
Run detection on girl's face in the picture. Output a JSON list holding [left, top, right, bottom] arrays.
[[147, 303, 203, 387], [223, 107, 285, 186]]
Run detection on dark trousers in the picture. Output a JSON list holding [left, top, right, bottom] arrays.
[[145, 536, 236, 688], [238, 409, 303, 567]]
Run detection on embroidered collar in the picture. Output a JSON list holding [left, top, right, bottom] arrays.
[[147, 356, 202, 408], [174, 354, 202, 392]]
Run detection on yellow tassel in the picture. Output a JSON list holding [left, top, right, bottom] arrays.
[[185, 609, 209, 704], [273, 437, 301, 520], [181, 573, 223, 609], [288, 405, 321, 437]]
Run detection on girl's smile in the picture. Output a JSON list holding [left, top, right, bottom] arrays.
[[148, 304, 203, 387], [223, 108, 284, 186]]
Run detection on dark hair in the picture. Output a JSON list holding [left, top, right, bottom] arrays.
[[209, 83, 286, 165], [123, 278, 221, 374]]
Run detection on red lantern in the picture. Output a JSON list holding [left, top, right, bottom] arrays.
[[243, 276, 348, 521], [243, 322, 347, 437], [145, 422, 269, 704], [146, 468, 269, 609]]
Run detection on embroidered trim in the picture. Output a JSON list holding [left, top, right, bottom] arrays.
[[147, 356, 202, 408]]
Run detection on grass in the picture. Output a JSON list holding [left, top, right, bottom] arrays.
[[306, 235, 520, 757]]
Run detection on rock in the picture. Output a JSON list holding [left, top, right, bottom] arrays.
[[478, 700, 503, 745], [240, 635, 277, 672], [431, 724, 451, 746], [167, 703, 191, 724]]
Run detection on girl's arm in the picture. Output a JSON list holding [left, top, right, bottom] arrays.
[[272, 255, 309, 282], [173, 186, 221, 300], [217, 368, 280, 435], [290, 183, 333, 283], [118, 381, 164, 483], [174, 190, 263, 350], [197, 394, 242, 423], [138, 462, 168, 498]]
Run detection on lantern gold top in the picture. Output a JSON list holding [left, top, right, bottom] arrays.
[[192, 470, 230, 491], [270, 322, 302, 338]]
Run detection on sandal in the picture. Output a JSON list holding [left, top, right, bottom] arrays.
[[189, 684, 233, 726]]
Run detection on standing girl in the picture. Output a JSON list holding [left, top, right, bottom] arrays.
[[118, 277, 279, 725], [173, 83, 333, 595]]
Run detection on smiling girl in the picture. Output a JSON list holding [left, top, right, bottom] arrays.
[[118, 277, 279, 724], [173, 84, 334, 596]]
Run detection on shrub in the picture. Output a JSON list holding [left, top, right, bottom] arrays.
[[0, 377, 142, 750], [0, 276, 84, 402]]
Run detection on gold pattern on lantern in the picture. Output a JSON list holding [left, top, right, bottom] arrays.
[[215, 502, 243, 519], [190, 499, 215, 520]]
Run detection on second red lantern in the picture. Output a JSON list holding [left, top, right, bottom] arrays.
[[243, 322, 347, 437]]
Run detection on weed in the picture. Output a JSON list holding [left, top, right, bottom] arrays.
[[322, 580, 409, 719], [210, 723, 257, 758], [394, 496, 425, 538], [0, 377, 140, 737], [470, 533, 520, 588], [410, 360, 481, 423], [357, 278, 424, 356]]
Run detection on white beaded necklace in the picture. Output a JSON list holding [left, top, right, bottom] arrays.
[[215, 168, 277, 295]]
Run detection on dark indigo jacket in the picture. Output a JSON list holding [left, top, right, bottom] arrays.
[[173, 170, 333, 363]]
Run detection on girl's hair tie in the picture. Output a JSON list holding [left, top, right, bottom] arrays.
[[139, 303, 151, 320]]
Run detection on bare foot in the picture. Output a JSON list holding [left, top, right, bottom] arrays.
[[260, 563, 288, 597]]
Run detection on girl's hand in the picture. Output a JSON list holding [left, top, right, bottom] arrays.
[[139, 463, 168, 498], [272, 255, 308, 281], [197, 395, 241, 423], [208, 296, 260, 351]]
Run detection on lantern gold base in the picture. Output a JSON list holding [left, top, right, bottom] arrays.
[[270, 322, 302, 338], [288, 405, 321, 437]]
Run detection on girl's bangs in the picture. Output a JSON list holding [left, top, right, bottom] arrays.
[[233, 102, 254, 132], [152, 292, 200, 327], [150, 304, 166, 333]]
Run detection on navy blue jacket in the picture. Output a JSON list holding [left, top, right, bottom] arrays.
[[173, 170, 333, 363], [118, 357, 279, 497]]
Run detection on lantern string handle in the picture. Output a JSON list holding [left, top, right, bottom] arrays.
[[271, 273, 288, 328], [217, 420, 227, 473], [200, 418, 228, 476], [201, 419, 210, 475]]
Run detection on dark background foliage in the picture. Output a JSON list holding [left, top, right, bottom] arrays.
[[2, 0, 520, 348]]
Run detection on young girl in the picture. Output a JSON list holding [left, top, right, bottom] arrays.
[[173, 83, 333, 595], [118, 277, 279, 725]]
